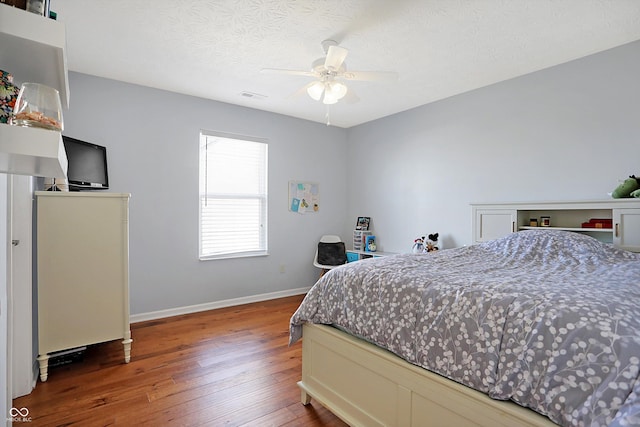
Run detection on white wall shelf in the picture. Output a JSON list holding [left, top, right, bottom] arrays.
[[0, 124, 67, 178], [0, 4, 69, 178], [471, 200, 640, 252], [0, 4, 69, 107], [346, 249, 396, 262], [519, 226, 613, 233]]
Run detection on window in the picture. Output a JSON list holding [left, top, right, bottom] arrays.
[[199, 131, 268, 259]]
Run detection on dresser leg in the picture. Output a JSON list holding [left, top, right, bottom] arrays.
[[37, 354, 50, 382], [122, 331, 133, 363]]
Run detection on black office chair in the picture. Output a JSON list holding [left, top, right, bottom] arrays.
[[313, 235, 347, 277]]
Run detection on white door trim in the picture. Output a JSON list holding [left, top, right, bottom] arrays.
[[9, 175, 35, 398]]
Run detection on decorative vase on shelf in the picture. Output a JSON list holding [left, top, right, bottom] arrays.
[[0, 70, 20, 124], [10, 82, 64, 131]]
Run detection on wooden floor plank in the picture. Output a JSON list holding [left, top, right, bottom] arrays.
[[13, 295, 347, 426]]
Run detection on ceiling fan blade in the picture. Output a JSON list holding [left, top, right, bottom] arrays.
[[260, 68, 316, 78], [341, 70, 399, 82], [287, 81, 317, 99], [344, 88, 360, 104], [324, 45, 348, 71]]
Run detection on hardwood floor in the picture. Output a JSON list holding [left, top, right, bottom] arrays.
[[13, 295, 348, 427]]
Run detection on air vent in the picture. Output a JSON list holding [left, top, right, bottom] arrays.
[[240, 91, 267, 100]]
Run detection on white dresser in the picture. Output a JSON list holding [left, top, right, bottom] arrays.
[[471, 200, 640, 252], [35, 191, 132, 381]]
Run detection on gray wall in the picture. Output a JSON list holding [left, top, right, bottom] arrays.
[[63, 73, 348, 315], [345, 40, 640, 252], [63, 39, 639, 316]]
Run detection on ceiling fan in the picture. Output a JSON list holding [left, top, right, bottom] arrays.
[[261, 39, 398, 105]]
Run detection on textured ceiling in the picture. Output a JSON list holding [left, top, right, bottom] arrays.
[[53, 0, 640, 128]]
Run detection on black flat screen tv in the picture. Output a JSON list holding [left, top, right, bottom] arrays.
[[62, 135, 109, 191]]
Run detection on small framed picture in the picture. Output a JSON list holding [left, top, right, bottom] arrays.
[[356, 216, 370, 231]]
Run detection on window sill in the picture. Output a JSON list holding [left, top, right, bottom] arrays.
[[199, 251, 268, 261]]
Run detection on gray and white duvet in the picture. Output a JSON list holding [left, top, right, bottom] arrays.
[[290, 230, 640, 426]]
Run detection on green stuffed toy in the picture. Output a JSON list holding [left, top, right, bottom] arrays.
[[612, 175, 640, 198]]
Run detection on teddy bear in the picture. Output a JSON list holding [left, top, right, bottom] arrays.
[[412, 237, 425, 253], [612, 175, 640, 198], [425, 233, 439, 252], [412, 233, 439, 253]]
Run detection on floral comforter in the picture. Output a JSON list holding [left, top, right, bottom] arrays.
[[290, 230, 640, 426]]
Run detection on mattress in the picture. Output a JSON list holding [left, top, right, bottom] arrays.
[[290, 230, 640, 426]]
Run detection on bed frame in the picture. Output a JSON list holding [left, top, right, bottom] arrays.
[[299, 323, 558, 427]]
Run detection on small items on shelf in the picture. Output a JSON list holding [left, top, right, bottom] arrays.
[[355, 216, 370, 230], [10, 82, 64, 131], [1, 0, 27, 10], [581, 218, 613, 229], [365, 235, 376, 252], [353, 230, 372, 251]]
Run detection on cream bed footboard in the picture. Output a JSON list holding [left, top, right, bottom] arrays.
[[298, 323, 558, 427]]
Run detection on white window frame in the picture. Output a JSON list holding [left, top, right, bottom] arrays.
[[199, 130, 268, 260]]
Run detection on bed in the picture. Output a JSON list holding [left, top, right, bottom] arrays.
[[290, 229, 640, 426]]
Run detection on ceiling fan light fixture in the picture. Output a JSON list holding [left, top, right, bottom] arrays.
[[307, 81, 325, 101], [323, 82, 338, 104], [322, 91, 339, 105], [328, 81, 347, 100], [263, 39, 398, 112]]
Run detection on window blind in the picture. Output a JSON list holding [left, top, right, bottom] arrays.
[[199, 132, 268, 259]]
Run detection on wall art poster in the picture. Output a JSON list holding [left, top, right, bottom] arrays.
[[289, 181, 319, 214]]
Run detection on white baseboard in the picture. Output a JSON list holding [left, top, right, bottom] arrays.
[[130, 287, 310, 323]]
